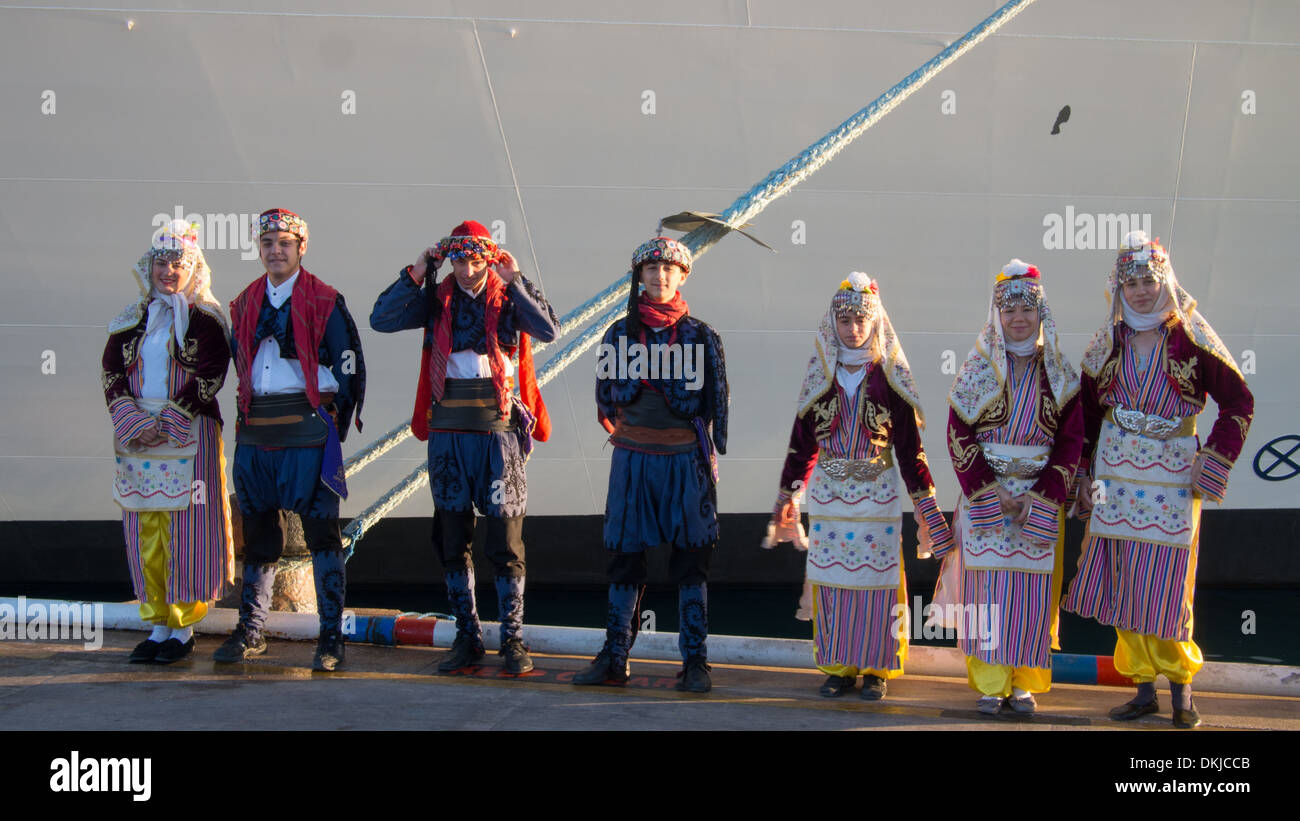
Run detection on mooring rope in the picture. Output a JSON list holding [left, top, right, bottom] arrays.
[[339, 0, 1040, 553]]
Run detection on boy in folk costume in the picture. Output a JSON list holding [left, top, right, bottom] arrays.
[[1063, 231, 1252, 729], [369, 220, 559, 675], [218, 209, 367, 672], [934, 261, 1083, 715], [103, 220, 234, 664], [574, 237, 728, 693], [767, 274, 953, 700]]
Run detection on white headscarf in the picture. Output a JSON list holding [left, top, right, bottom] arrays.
[[109, 220, 228, 339], [949, 260, 1079, 424], [1082, 231, 1239, 378], [796, 273, 926, 428]]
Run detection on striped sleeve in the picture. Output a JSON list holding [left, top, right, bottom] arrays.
[[915, 493, 954, 557], [1195, 448, 1233, 503], [109, 397, 154, 445], [159, 402, 194, 447], [968, 488, 1003, 530], [1020, 492, 1060, 544]]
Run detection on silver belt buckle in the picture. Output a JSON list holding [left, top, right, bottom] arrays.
[[1114, 407, 1181, 440], [983, 451, 1046, 478], [821, 457, 888, 482]]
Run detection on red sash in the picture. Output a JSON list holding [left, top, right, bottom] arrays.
[[231, 268, 338, 416]]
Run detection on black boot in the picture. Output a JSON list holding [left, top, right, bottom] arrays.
[[438, 631, 486, 672], [214, 563, 275, 662], [1170, 682, 1200, 729], [313, 629, 345, 672]]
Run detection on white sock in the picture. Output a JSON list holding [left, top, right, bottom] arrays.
[[171, 626, 194, 643], [148, 625, 169, 642], [1012, 687, 1030, 699]]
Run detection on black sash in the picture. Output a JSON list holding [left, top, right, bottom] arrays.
[[427, 378, 515, 433], [238, 393, 328, 446]]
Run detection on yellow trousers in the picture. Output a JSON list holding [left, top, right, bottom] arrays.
[[137, 511, 208, 628], [1113, 629, 1202, 685], [966, 655, 1051, 696]]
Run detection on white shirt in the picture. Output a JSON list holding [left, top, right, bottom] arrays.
[[251, 269, 341, 396], [835, 363, 866, 397], [140, 301, 173, 401]]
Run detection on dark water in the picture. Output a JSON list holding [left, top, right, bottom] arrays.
[[6, 584, 1296, 665]]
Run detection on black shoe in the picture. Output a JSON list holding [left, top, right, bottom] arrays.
[[860, 674, 887, 700], [499, 638, 534, 675], [1173, 702, 1202, 729], [818, 674, 855, 698], [437, 632, 485, 673], [154, 637, 194, 664], [128, 639, 163, 664], [676, 657, 712, 693], [1109, 697, 1159, 721], [572, 651, 630, 686], [312, 631, 345, 672], [213, 625, 267, 663]]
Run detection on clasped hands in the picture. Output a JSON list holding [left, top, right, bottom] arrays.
[[995, 485, 1032, 524], [130, 420, 168, 450]]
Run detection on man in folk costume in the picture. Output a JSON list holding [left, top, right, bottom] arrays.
[[1063, 231, 1253, 729], [934, 260, 1083, 715], [766, 274, 952, 700], [370, 220, 558, 675], [217, 208, 366, 672], [574, 237, 728, 693], [103, 219, 234, 664]]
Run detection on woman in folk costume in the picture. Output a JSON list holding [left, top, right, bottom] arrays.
[[574, 237, 728, 693], [767, 273, 953, 700], [1063, 231, 1253, 729], [101, 220, 234, 664], [935, 260, 1083, 715]]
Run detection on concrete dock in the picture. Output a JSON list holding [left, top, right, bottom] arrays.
[[2, 629, 1296, 732]]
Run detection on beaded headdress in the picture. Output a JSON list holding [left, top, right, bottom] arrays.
[[253, 208, 309, 242], [1113, 230, 1172, 285], [632, 236, 693, 274], [831, 271, 881, 319], [993, 259, 1044, 310]]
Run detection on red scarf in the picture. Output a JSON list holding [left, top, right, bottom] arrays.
[[231, 268, 338, 416], [638, 292, 689, 329], [412, 272, 550, 442]]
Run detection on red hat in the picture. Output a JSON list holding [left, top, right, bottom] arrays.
[[437, 220, 501, 262]]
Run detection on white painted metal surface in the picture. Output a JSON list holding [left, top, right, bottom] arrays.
[[1, 2, 1296, 520]]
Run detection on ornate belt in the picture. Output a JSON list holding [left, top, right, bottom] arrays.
[[982, 451, 1046, 478], [1107, 407, 1195, 440], [818, 451, 893, 482]]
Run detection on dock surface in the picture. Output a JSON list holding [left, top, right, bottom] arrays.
[[2, 629, 1296, 732]]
